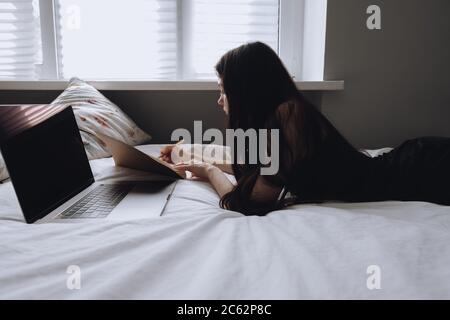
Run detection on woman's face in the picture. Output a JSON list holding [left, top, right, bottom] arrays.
[[217, 79, 229, 115]]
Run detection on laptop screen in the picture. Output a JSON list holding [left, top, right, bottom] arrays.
[[0, 106, 94, 223]]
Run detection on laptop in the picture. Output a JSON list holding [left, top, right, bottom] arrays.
[[0, 105, 177, 224]]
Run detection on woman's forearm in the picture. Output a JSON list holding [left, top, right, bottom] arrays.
[[212, 163, 234, 174], [176, 145, 232, 171], [206, 165, 235, 198]]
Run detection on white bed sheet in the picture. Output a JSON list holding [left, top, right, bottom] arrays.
[[0, 145, 449, 299]]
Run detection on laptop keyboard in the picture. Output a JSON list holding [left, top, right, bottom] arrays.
[[59, 184, 134, 219]]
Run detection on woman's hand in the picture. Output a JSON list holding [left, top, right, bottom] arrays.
[[174, 160, 215, 180], [159, 145, 175, 163], [159, 142, 183, 164], [176, 160, 235, 198]]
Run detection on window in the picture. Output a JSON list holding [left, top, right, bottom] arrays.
[[0, 0, 327, 81], [57, 0, 178, 79], [0, 0, 42, 79], [183, 0, 279, 79]]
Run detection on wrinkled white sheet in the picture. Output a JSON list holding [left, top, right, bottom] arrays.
[[0, 146, 449, 299]]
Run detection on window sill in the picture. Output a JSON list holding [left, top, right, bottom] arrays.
[[0, 80, 344, 91]]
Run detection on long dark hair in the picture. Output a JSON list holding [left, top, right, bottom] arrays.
[[215, 42, 315, 215]]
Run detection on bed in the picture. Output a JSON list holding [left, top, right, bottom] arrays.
[[0, 145, 449, 299]]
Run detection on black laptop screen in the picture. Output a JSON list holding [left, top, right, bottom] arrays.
[[0, 106, 94, 223]]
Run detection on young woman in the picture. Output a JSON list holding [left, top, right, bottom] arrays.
[[161, 42, 450, 215]]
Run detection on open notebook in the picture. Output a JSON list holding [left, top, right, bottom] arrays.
[[96, 132, 185, 180]]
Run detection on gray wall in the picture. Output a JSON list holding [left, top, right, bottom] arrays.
[[323, 0, 450, 149], [0, 90, 226, 144], [108, 91, 321, 143], [0, 90, 320, 144], [1, 0, 449, 148], [106, 91, 226, 144]]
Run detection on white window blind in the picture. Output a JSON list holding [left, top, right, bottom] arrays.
[[57, 0, 279, 80], [0, 0, 322, 81], [185, 0, 279, 78], [56, 0, 178, 80], [0, 0, 40, 79]]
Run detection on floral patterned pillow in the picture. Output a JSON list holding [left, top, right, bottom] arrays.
[[51, 77, 151, 160]]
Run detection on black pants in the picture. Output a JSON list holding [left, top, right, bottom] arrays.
[[371, 137, 450, 205]]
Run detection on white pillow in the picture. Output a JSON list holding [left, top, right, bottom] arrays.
[[363, 147, 394, 158], [50, 77, 151, 160], [0, 154, 8, 182]]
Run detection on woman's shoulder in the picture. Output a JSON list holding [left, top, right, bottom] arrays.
[[275, 98, 318, 119], [273, 99, 302, 124], [276, 99, 298, 112], [273, 99, 322, 134]]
